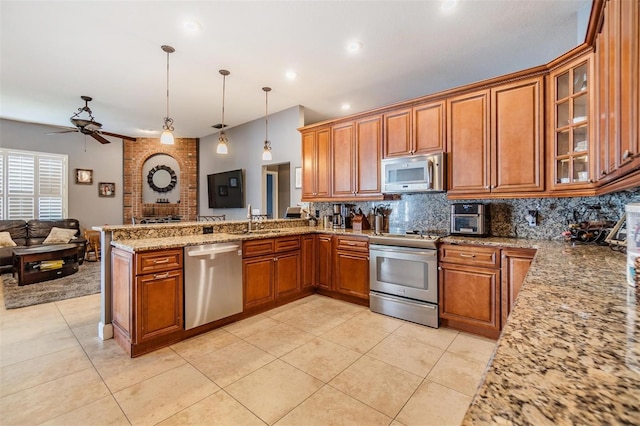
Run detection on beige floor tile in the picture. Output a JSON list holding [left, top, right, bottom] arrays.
[[114, 363, 219, 425], [396, 380, 472, 426], [367, 334, 444, 377], [225, 359, 323, 425], [276, 385, 392, 426], [0, 346, 92, 397], [40, 395, 130, 426], [427, 352, 488, 396], [281, 337, 361, 382], [321, 321, 389, 354], [0, 328, 79, 368], [223, 313, 279, 338], [171, 328, 240, 362], [272, 307, 348, 336], [90, 345, 187, 393], [0, 367, 110, 425], [391, 421, 407, 426], [262, 295, 318, 318], [54, 293, 101, 329], [447, 332, 497, 365], [393, 322, 459, 350], [329, 355, 422, 418], [346, 310, 405, 333], [304, 297, 367, 320], [0, 305, 70, 347], [245, 323, 314, 357], [159, 390, 264, 426], [191, 340, 275, 388]]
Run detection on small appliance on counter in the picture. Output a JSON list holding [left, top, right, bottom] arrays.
[[332, 203, 354, 229], [450, 203, 487, 236]]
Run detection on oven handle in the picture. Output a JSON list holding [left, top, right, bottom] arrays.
[[369, 244, 437, 257]]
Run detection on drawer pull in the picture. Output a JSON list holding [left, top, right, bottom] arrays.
[[154, 272, 170, 279], [459, 253, 476, 258], [153, 258, 170, 264]]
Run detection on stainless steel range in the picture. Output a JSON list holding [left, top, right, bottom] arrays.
[[369, 232, 441, 328]]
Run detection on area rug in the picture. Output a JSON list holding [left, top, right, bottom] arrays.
[[2, 261, 101, 309]]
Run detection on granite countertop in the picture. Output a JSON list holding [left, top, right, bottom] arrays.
[[107, 226, 639, 423]]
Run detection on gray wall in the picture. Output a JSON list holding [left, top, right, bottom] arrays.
[[198, 106, 304, 220], [0, 118, 124, 230]]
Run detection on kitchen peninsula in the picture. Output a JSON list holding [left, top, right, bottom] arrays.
[[97, 219, 639, 424]]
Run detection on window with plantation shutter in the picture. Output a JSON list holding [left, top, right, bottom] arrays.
[[0, 149, 68, 220]]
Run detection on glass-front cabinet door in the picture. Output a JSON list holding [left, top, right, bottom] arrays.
[[551, 55, 593, 188]]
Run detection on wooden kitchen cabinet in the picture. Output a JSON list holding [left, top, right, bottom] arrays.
[[438, 244, 501, 339], [447, 90, 490, 195], [595, 0, 640, 186], [111, 247, 183, 357], [501, 248, 536, 326], [332, 235, 369, 302], [383, 101, 445, 158], [316, 234, 333, 291], [301, 127, 331, 201], [301, 235, 315, 289], [242, 236, 301, 309], [331, 117, 383, 199], [549, 53, 595, 190], [448, 77, 544, 197]]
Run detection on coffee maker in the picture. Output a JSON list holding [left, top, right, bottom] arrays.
[[332, 204, 344, 229]]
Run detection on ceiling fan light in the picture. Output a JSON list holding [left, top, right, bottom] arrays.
[[160, 129, 174, 145], [216, 132, 228, 154]]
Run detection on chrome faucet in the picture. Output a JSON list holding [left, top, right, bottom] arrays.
[[247, 203, 252, 233]]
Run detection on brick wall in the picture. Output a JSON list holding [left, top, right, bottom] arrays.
[[123, 137, 198, 224]]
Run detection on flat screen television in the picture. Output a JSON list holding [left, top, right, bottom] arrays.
[[207, 169, 244, 208]]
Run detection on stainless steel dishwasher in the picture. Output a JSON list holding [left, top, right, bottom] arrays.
[[184, 242, 243, 330]]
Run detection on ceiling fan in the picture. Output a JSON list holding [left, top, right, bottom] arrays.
[[46, 96, 136, 144]]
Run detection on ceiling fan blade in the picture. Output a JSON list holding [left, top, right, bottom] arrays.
[[99, 130, 136, 141], [46, 130, 79, 135], [90, 133, 111, 144]]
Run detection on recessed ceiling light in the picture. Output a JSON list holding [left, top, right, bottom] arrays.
[[346, 41, 363, 53], [441, 0, 457, 11], [341, 103, 351, 111], [286, 71, 298, 80], [183, 20, 201, 32]]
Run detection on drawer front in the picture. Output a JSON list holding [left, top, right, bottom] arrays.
[[136, 249, 183, 275], [335, 236, 369, 253], [439, 244, 500, 268], [275, 236, 300, 253], [243, 239, 275, 257]]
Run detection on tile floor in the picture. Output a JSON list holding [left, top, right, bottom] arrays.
[[0, 288, 497, 426]]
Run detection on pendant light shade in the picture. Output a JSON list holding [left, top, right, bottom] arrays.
[[262, 87, 272, 161], [216, 69, 230, 154], [160, 45, 175, 145]]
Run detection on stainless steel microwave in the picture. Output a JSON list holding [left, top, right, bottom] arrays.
[[381, 153, 444, 193]]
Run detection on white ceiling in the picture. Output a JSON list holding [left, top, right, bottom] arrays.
[[0, 0, 591, 140]]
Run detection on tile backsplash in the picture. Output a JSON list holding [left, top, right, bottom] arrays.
[[310, 188, 640, 240]]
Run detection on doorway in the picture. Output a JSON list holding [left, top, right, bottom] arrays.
[[262, 163, 290, 219]]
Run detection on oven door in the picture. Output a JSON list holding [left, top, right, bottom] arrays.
[[369, 244, 438, 304]]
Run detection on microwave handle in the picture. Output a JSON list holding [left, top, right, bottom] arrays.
[[427, 158, 433, 189]]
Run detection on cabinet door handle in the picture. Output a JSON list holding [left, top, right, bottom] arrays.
[[153, 258, 170, 264], [459, 253, 476, 258], [154, 272, 170, 279]]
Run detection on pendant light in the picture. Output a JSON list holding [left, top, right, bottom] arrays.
[[216, 69, 230, 154], [160, 45, 175, 145], [261, 87, 272, 161]]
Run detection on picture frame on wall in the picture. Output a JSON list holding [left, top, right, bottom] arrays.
[[98, 182, 115, 197], [75, 168, 93, 185], [295, 167, 302, 189]]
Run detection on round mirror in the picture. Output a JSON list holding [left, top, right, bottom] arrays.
[[147, 165, 177, 193]]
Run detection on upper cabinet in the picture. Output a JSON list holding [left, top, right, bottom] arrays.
[[549, 54, 594, 190], [594, 0, 640, 186], [383, 101, 445, 158], [447, 76, 544, 197], [331, 117, 383, 199], [301, 127, 331, 201]]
